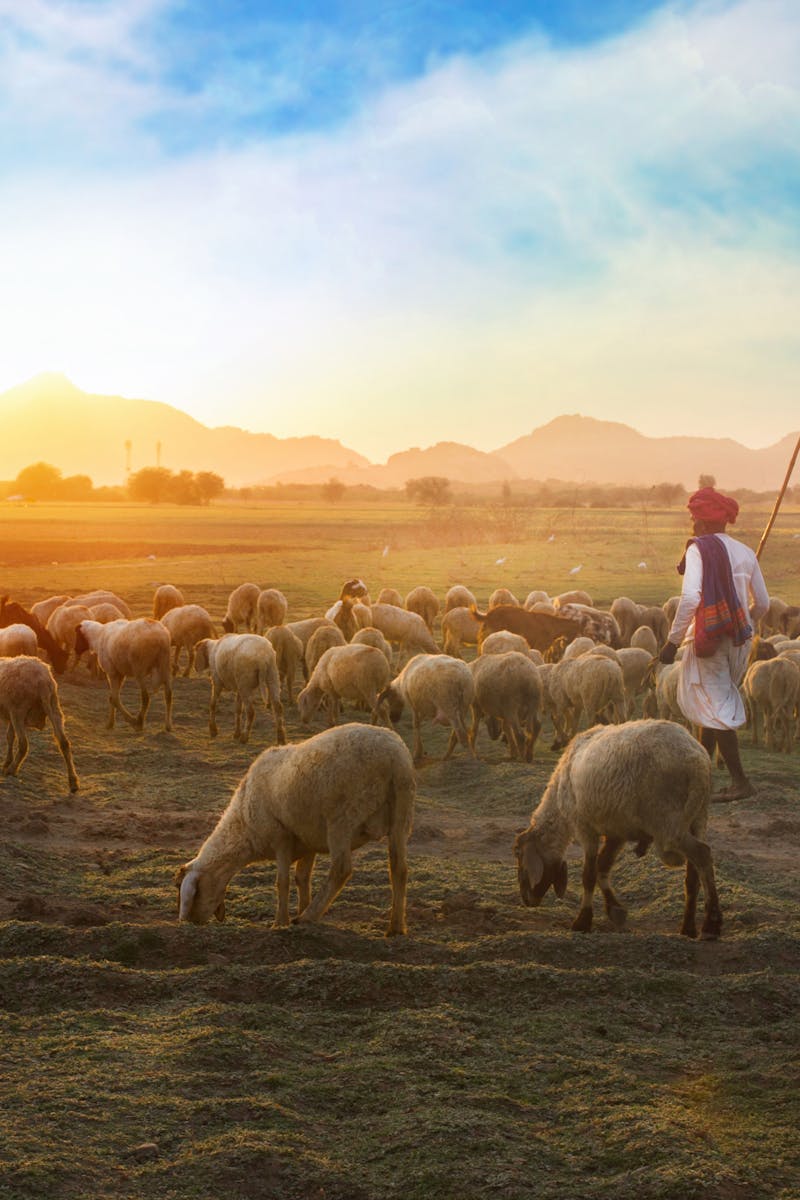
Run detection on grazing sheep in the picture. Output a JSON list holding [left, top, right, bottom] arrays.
[[531, 601, 557, 614], [0, 657, 79, 792], [266, 625, 305, 705], [473, 605, 582, 656], [524, 590, 550, 610], [549, 654, 626, 746], [30, 595, 72, 625], [47, 603, 94, 670], [587, 644, 618, 660], [609, 597, 640, 647], [89, 602, 127, 623], [222, 582, 261, 633], [662, 596, 681, 625], [368, 604, 439, 662], [380, 653, 475, 765], [479, 630, 531, 658], [351, 626, 393, 666], [553, 589, 593, 609], [175, 723, 415, 935], [298, 644, 392, 727], [0, 624, 39, 658], [69, 591, 132, 618], [256, 588, 288, 633], [465, 651, 542, 762], [489, 587, 519, 608], [630, 625, 659, 656], [760, 596, 788, 636], [742, 657, 799, 752], [779, 605, 800, 639], [514, 720, 721, 938], [644, 661, 687, 726], [153, 584, 185, 620], [305, 623, 347, 678], [377, 587, 404, 607], [444, 584, 477, 613], [75, 619, 173, 732], [441, 606, 481, 659], [615, 647, 655, 718], [561, 636, 596, 661], [405, 586, 439, 632], [286, 617, 337, 656], [161, 604, 217, 676], [195, 634, 286, 746], [637, 605, 669, 645], [0, 597, 69, 674]]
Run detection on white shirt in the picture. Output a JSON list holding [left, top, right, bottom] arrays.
[[669, 533, 769, 647]]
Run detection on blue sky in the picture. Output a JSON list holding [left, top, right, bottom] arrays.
[[1, 0, 798, 463]]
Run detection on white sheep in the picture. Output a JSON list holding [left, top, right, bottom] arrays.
[[479, 630, 531, 658], [153, 584, 185, 620], [514, 719, 722, 939], [377, 587, 404, 607], [615, 647, 655, 718], [70, 590, 132, 618], [553, 589, 593, 609], [266, 625, 305, 704], [742, 657, 799, 753], [298, 643, 392, 727], [48, 603, 95, 670], [195, 634, 286, 746], [444, 584, 477, 613], [285, 617, 338, 677], [0, 624, 39, 658], [524, 590, 550, 610], [549, 655, 626, 745], [441, 606, 481, 659], [0, 656, 79, 792], [367, 604, 439, 663], [351, 626, 393, 665], [489, 587, 519, 608], [630, 625, 658, 656], [465, 651, 542, 762], [405, 585, 439, 632], [222, 582, 261, 633], [30, 595, 72, 625], [161, 604, 217, 676], [380, 653, 475, 765], [175, 722, 415, 935], [256, 588, 288, 634], [561, 636, 596, 662], [75, 618, 173, 732], [609, 597, 640, 647], [305, 623, 347, 677], [662, 596, 681, 625]]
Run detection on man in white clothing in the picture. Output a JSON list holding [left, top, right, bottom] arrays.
[[658, 486, 769, 801]]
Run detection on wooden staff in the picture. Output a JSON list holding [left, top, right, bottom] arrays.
[[756, 432, 800, 560]]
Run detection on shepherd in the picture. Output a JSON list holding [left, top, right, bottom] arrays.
[[658, 486, 769, 802]]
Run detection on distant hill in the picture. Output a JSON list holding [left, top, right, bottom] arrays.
[[0, 375, 796, 490]]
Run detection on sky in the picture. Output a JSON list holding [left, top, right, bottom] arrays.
[[1, 0, 798, 463]]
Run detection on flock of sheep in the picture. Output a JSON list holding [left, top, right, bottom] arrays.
[[1, 576, 798, 941]]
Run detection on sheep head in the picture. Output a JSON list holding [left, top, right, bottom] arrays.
[[73, 622, 90, 657], [514, 826, 567, 907], [377, 684, 404, 725], [174, 862, 227, 924]]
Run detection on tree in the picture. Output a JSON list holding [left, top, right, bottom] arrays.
[[322, 477, 346, 504], [651, 482, 686, 508], [14, 462, 63, 500], [195, 471, 225, 505], [168, 470, 200, 505], [128, 466, 173, 503], [405, 476, 452, 506]]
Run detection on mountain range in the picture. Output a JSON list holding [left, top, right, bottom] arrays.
[[1, 373, 796, 491]]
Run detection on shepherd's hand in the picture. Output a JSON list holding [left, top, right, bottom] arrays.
[[658, 641, 678, 665]]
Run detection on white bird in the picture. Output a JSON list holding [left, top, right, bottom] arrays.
[[569, 564, 583, 575], [382, 545, 390, 557], [638, 561, 648, 570], [546, 534, 556, 543], [495, 557, 506, 565]]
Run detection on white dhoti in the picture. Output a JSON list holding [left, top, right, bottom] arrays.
[[676, 637, 750, 730]]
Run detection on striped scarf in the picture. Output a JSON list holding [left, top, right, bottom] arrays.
[[678, 535, 752, 658]]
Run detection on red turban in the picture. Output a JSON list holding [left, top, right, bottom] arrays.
[[687, 486, 739, 525]]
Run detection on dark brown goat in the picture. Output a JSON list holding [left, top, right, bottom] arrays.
[[471, 604, 582, 655], [0, 596, 69, 674]]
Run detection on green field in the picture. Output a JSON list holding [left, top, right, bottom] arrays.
[[0, 499, 798, 1199]]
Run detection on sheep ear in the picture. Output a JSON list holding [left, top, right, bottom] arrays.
[[520, 833, 545, 886], [553, 859, 568, 899], [177, 865, 199, 920]]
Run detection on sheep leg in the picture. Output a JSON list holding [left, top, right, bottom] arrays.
[[411, 711, 425, 765], [272, 843, 293, 928], [162, 677, 173, 732], [386, 833, 409, 937], [208, 680, 222, 737], [182, 646, 193, 678], [294, 852, 316, 916], [571, 835, 600, 932], [596, 836, 627, 929], [272, 697, 287, 745], [135, 683, 150, 730], [3, 719, 19, 774], [524, 714, 542, 763], [295, 833, 352, 924], [46, 701, 79, 793], [171, 645, 180, 676], [677, 833, 722, 940], [108, 675, 139, 728]]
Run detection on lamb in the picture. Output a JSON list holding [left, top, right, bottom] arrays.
[[0, 624, 39, 658], [380, 653, 475, 765], [489, 587, 519, 608], [256, 588, 288, 633], [298, 643, 392, 727], [194, 634, 286, 746], [377, 587, 404, 607], [367, 604, 439, 662], [175, 723, 415, 935], [0, 656, 79, 792], [444, 584, 477, 613], [472, 604, 582, 656], [161, 604, 217, 676], [305, 623, 347, 677], [465, 651, 542, 762], [153, 584, 185, 620], [266, 625, 305, 704], [74, 618, 173, 732], [351, 626, 393, 665], [222, 582, 261, 633], [441, 606, 481, 658], [514, 720, 722, 939], [405, 586, 439, 632], [630, 625, 658, 656]]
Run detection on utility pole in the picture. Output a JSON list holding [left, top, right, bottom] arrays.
[[124, 440, 132, 477]]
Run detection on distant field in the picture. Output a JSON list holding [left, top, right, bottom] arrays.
[[0, 499, 798, 1199]]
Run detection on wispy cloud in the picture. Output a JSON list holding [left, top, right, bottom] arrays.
[[0, 0, 798, 459]]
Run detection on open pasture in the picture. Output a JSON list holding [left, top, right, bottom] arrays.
[[0, 499, 798, 1199]]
